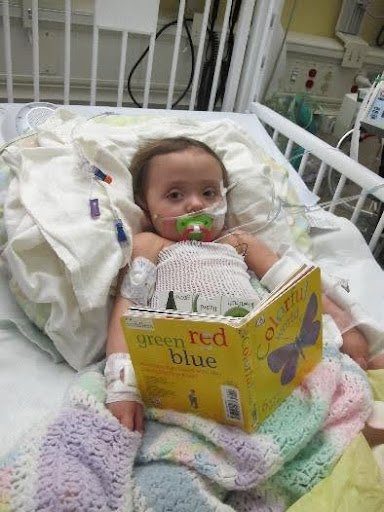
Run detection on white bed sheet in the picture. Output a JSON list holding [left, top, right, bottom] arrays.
[[1, 105, 384, 458], [0, 267, 75, 456]]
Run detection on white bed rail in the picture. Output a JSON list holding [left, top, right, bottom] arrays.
[[1, 0, 275, 110], [251, 101, 384, 251]]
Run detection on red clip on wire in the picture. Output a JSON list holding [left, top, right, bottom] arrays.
[[94, 168, 112, 184]]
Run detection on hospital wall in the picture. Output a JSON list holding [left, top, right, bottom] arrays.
[[0, 0, 192, 106], [278, 0, 384, 112], [0, 0, 383, 108], [281, 0, 384, 45]]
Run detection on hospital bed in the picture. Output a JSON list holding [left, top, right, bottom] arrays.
[[1, 1, 384, 510]]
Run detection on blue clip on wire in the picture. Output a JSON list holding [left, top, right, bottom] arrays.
[[115, 218, 127, 242]]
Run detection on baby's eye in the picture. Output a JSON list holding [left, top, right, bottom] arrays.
[[167, 190, 183, 200], [203, 188, 218, 199]]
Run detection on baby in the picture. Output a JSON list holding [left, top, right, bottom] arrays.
[[105, 136, 380, 432]]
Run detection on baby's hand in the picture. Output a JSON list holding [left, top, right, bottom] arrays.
[[341, 327, 369, 370], [368, 353, 384, 370], [107, 401, 144, 432]]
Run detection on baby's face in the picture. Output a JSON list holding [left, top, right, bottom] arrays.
[[144, 148, 225, 241]]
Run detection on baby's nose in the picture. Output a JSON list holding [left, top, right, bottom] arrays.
[[186, 194, 204, 213]]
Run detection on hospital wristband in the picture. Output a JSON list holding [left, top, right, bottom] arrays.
[[104, 352, 143, 405]]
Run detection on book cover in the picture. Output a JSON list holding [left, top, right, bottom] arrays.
[[121, 265, 323, 432]]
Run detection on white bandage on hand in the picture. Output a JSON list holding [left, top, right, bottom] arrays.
[[120, 257, 156, 306], [104, 352, 143, 405], [260, 251, 305, 291]]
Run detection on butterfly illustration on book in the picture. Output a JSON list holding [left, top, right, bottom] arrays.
[[267, 293, 321, 385]]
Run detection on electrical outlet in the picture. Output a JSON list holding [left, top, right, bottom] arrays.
[[281, 57, 358, 103], [279, 32, 384, 111], [337, 32, 369, 69], [341, 44, 368, 68]]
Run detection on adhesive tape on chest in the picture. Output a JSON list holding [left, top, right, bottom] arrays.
[[120, 257, 157, 305]]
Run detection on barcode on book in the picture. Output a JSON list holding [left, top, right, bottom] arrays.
[[221, 385, 243, 423]]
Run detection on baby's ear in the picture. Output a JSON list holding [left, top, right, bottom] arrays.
[[136, 197, 153, 229], [142, 211, 153, 231], [135, 194, 147, 212]]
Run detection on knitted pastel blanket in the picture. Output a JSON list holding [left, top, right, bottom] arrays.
[[0, 345, 372, 512]]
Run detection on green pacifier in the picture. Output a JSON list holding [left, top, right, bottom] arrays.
[[176, 213, 214, 241]]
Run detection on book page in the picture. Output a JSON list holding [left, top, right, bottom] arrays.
[[127, 265, 315, 328], [234, 265, 314, 327]]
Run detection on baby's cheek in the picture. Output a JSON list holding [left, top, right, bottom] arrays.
[[155, 219, 181, 241]]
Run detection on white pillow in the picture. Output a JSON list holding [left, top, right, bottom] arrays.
[[80, 113, 311, 252]]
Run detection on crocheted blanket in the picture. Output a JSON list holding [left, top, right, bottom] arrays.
[[0, 345, 372, 512]]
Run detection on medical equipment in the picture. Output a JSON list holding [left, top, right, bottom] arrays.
[[360, 74, 384, 138], [154, 197, 228, 242]]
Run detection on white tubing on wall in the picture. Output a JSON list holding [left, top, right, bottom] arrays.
[[208, 0, 233, 111], [2, 0, 13, 102], [247, 0, 276, 106], [143, 32, 156, 108], [166, 0, 185, 109], [90, 24, 99, 105], [235, 0, 272, 112], [222, 0, 256, 112], [117, 31, 128, 107], [64, 0, 71, 104], [189, 0, 211, 110], [31, 0, 40, 101]]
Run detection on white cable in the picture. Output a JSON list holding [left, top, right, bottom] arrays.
[[350, 79, 378, 162]]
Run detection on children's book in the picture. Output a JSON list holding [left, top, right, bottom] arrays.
[[157, 290, 266, 316], [121, 265, 323, 433]]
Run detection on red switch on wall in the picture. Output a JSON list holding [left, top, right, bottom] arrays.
[[305, 79, 314, 89]]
